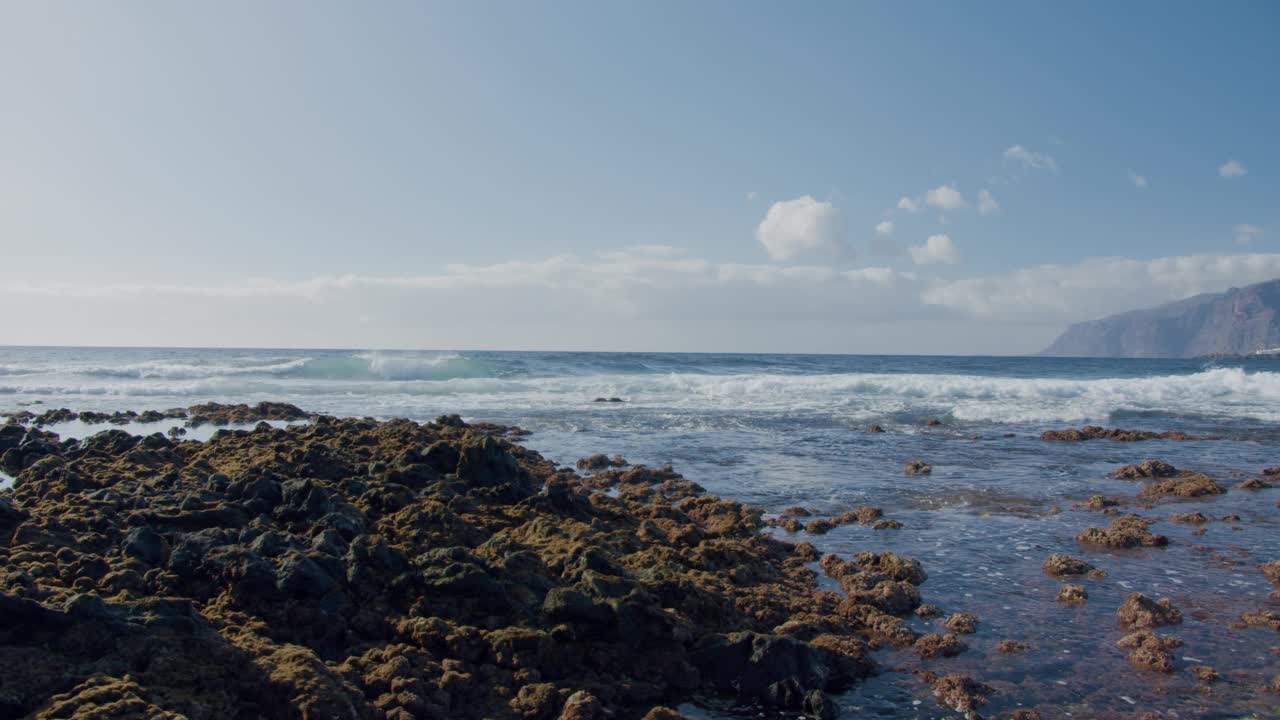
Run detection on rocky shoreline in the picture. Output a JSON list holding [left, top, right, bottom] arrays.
[[0, 405, 935, 720], [1, 407, 1278, 719]]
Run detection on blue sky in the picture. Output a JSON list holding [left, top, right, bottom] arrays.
[[1, 2, 1277, 352]]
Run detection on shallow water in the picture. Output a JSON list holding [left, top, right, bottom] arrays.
[[3, 347, 1280, 717]]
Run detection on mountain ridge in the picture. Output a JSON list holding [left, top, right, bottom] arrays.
[[1040, 278, 1280, 358]]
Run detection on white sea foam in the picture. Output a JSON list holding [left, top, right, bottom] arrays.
[[1, 365, 1276, 424]]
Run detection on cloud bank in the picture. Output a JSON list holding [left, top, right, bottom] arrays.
[[7, 246, 1277, 354]]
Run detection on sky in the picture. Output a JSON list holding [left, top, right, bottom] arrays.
[[1, 1, 1277, 354]]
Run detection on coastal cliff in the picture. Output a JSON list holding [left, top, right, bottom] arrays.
[[1041, 278, 1280, 358]]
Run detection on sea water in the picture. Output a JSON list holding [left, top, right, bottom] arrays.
[[2, 346, 1279, 718]]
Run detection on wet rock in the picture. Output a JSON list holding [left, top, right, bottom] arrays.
[[1076, 514, 1169, 548], [1041, 426, 1204, 442], [866, 424, 885, 433], [996, 639, 1029, 653], [1042, 553, 1105, 578], [1076, 494, 1122, 512], [805, 518, 836, 535], [833, 506, 882, 525], [1056, 584, 1088, 605], [1238, 609, 1280, 631], [1190, 665, 1219, 684], [1262, 560, 1280, 587], [1139, 473, 1226, 499], [929, 673, 990, 713], [1237, 477, 1272, 490], [185, 401, 308, 426], [925, 418, 943, 426], [915, 604, 943, 620], [942, 612, 978, 634], [1009, 711, 1042, 720], [871, 518, 903, 530], [1117, 629, 1181, 672], [767, 516, 804, 533], [803, 689, 838, 720], [820, 552, 926, 616], [575, 454, 627, 471], [1117, 592, 1183, 630], [903, 460, 932, 474], [1110, 460, 1179, 479], [691, 632, 863, 712], [1170, 511, 1211, 524], [780, 506, 811, 517], [914, 633, 966, 658]]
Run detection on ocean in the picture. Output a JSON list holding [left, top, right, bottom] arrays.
[[3, 346, 1280, 717]]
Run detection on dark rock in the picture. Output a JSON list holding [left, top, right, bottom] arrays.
[[276, 554, 338, 598], [542, 587, 614, 625], [121, 526, 166, 565]]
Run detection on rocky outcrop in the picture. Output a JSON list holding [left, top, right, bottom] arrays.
[[1040, 278, 1280, 358]]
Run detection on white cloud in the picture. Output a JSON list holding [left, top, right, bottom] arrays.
[[875, 220, 894, 236], [1219, 160, 1247, 178], [1234, 223, 1263, 245], [1003, 144, 1058, 172], [924, 184, 966, 210], [922, 252, 1280, 322], [1128, 170, 1148, 188], [755, 196, 849, 261], [977, 189, 1000, 215], [896, 196, 921, 213], [909, 234, 960, 265]]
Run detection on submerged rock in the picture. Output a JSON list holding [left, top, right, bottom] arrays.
[[914, 633, 965, 659], [929, 673, 991, 713], [903, 460, 932, 475], [1056, 584, 1088, 605], [1042, 553, 1104, 578], [1139, 473, 1226, 498], [942, 612, 978, 635], [1110, 460, 1180, 479], [1076, 514, 1169, 548], [1262, 560, 1280, 587], [1118, 629, 1182, 673], [1041, 426, 1203, 442], [1117, 592, 1183, 630]]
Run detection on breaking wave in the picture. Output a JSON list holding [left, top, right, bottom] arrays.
[[1, 357, 1277, 424]]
